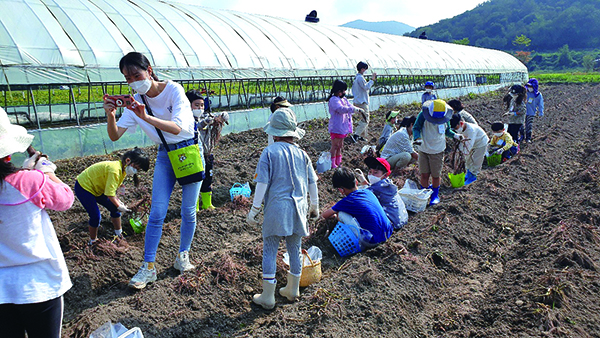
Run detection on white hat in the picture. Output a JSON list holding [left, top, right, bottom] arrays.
[[263, 108, 305, 139], [0, 107, 34, 158]]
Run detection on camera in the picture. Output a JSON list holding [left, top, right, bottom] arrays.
[[105, 94, 134, 107]]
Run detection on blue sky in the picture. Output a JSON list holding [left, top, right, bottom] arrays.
[[186, 0, 488, 28]]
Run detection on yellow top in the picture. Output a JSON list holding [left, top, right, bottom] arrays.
[[76, 160, 125, 197], [489, 132, 518, 152]]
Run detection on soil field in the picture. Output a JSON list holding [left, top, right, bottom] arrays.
[[51, 83, 600, 337]]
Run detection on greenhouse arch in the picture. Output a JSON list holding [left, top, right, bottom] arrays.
[[0, 0, 527, 159]]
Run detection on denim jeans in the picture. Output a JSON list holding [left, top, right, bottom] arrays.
[[144, 142, 202, 262]]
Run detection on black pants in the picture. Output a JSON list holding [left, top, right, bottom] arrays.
[[200, 153, 214, 193], [507, 124, 522, 144], [0, 296, 64, 338]]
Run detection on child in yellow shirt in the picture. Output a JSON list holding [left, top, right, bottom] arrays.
[[75, 148, 149, 244], [489, 122, 519, 162]]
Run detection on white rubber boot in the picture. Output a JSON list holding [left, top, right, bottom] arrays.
[[253, 280, 276, 309], [279, 272, 301, 301]]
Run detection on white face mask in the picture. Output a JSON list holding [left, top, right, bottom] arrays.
[[425, 89, 433, 93], [527, 87, 534, 92], [129, 78, 152, 95], [125, 165, 138, 176], [368, 174, 382, 185], [493, 132, 503, 137], [192, 109, 204, 117]]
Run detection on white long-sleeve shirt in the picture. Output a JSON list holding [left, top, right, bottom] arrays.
[[352, 73, 374, 105]]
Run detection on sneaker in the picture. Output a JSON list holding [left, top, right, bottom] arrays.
[[129, 262, 157, 289], [174, 251, 195, 272]]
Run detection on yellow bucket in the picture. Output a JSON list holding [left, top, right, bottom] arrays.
[[448, 172, 465, 188]]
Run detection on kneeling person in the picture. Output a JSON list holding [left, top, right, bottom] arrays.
[[321, 167, 393, 248], [357, 157, 407, 230]]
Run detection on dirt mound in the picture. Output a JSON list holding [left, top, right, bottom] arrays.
[[50, 84, 600, 337]]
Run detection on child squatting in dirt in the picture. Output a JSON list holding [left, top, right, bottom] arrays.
[[321, 167, 393, 250], [355, 157, 407, 230], [246, 108, 319, 310], [74, 148, 150, 245]]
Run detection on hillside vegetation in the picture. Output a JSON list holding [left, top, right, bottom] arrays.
[[406, 0, 600, 51]]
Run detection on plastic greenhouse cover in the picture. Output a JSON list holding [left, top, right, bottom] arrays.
[[0, 0, 526, 86]]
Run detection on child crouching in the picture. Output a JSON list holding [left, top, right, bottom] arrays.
[[356, 157, 407, 230], [247, 108, 319, 310], [489, 121, 519, 161], [321, 167, 392, 249]]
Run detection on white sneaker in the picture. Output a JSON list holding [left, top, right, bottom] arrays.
[[129, 262, 157, 289], [174, 251, 195, 272]]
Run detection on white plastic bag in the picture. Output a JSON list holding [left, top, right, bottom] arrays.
[[283, 246, 322, 266], [395, 194, 409, 230], [90, 321, 144, 338], [316, 152, 332, 173]]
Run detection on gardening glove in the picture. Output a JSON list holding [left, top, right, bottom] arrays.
[[22, 151, 40, 169], [354, 168, 367, 185], [495, 148, 503, 155], [413, 138, 422, 146], [34, 157, 57, 173], [246, 205, 261, 226], [309, 203, 320, 221], [117, 203, 131, 213], [454, 134, 464, 141]]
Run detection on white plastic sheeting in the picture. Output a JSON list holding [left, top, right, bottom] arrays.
[[0, 0, 527, 85]]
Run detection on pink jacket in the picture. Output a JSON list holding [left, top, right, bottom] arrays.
[[328, 96, 356, 135], [0, 170, 74, 304]]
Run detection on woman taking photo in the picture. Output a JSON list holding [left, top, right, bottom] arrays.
[[0, 108, 74, 338], [104, 52, 202, 289]]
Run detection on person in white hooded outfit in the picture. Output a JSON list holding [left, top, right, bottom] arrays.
[[247, 108, 319, 310], [449, 114, 489, 185]]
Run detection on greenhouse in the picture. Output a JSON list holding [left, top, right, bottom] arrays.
[[0, 0, 528, 160]]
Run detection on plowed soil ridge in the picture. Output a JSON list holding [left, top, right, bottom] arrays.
[[50, 84, 600, 338]]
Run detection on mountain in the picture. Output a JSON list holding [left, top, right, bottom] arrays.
[[340, 20, 414, 36], [404, 0, 600, 51]]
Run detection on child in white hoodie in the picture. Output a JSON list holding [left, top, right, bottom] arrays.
[[450, 114, 489, 185]]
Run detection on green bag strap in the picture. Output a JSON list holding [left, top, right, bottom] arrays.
[[140, 95, 171, 151]]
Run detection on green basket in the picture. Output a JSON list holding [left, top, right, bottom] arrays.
[[130, 218, 146, 234], [448, 172, 465, 188], [486, 153, 502, 167]]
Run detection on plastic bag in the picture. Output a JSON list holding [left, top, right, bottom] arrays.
[[316, 152, 332, 173], [394, 194, 409, 230], [90, 321, 144, 338], [283, 246, 322, 266]]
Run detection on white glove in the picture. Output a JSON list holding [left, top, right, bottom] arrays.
[[34, 157, 57, 173], [495, 148, 503, 154], [354, 168, 367, 185], [454, 134, 464, 141], [413, 138, 422, 146], [117, 203, 131, 213], [247, 205, 261, 226], [22, 151, 40, 169], [309, 204, 319, 221]]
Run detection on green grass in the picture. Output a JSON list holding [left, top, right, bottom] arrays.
[[529, 72, 600, 83]]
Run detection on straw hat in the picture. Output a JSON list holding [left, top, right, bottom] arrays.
[[263, 108, 305, 139], [0, 107, 34, 158]]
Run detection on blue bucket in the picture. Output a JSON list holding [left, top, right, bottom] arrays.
[[328, 222, 361, 257]]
